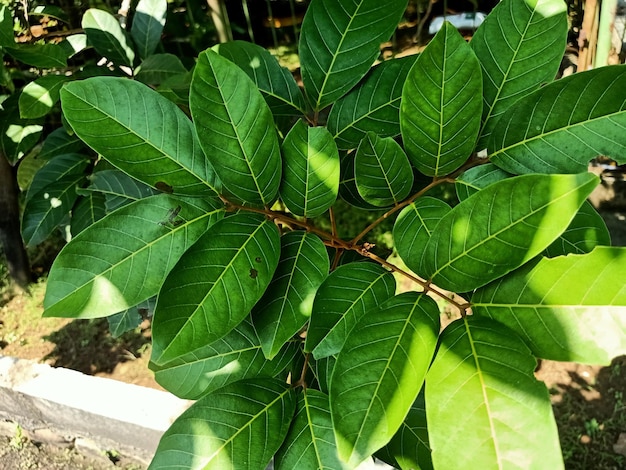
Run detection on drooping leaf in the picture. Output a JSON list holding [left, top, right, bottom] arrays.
[[19, 75, 68, 119], [279, 120, 340, 217], [21, 174, 84, 246], [455, 163, 511, 201], [354, 132, 414, 207], [82, 8, 135, 67], [150, 378, 296, 470], [82, 169, 159, 212], [130, 0, 167, 60], [275, 389, 354, 470], [190, 49, 281, 205], [305, 261, 396, 358], [61, 77, 218, 195], [5, 44, 67, 68], [330, 292, 440, 467], [545, 200, 611, 257], [299, 0, 408, 111], [43, 195, 223, 318], [25, 153, 89, 203], [327, 55, 418, 151], [472, 247, 626, 364], [401, 22, 482, 176], [470, 0, 568, 149], [135, 53, 187, 85], [152, 318, 298, 400], [393, 196, 452, 275], [489, 65, 626, 174], [215, 41, 308, 117], [151, 213, 280, 365], [38, 127, 85, 160], [70, 192, 107, 236], [426, 317, 562, 470], [252, 232, 329, 359], [419, 172, 599, 292]]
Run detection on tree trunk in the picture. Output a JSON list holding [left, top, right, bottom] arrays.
[[0, 153, 31, 289]]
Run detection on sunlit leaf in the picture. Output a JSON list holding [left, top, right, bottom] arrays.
[[0, 5, 14, 47], [131, 0, 167, 60], [82, 8, 135, 67], [19, 75, 68, 119]]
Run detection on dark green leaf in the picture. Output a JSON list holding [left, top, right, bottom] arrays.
[[5, 44, 67, 68], [135, 53, 187, 85], [82, 8, 135, 67], [455, 163, 511, 201], [83, 169, 159, 211], [25, 153, 89, 203], [70, 192, 106, 236], [0, 95, 43, 165], [38, 127, 84, 160], [19, 75, 68, 119], [0, 5, 14, 48], [130, 0, 167, 60]]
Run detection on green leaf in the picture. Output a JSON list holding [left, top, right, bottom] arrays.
[[151, 213, 280, 365], [58, 34, 88, 59], [5, 44, 67, 68], [25, 153, 89, 203], [29, 5, 70, 23], [135, 53, 187, 85], [38, 127, 84, 160], [152, 318, 297, 399], [426, 317, 562, 469], [0, 5, 14, 47], [190, 50, 281, 205], [157, 71, 192, 108], [61, 77, 218, 196], [338, 152, 379, 210], [107, 298, 151, 338], [455, 163, 511, 201], [0, 95, 43, 165], [70, 192, 107, 236], [545, 200, 610, 257], [330, 292, 440, 467], [419, 172, 599, 292], [305, 261, 396, 358], [43, 195, 223, 318], [393, 196, 452, 275], [131, 0, 167, 60], [215, 41, 308, 117], [489, 65, 626, 174], [21, 174, 84, 246], [276, 389, 353, 470], [299, 0, 408, 111], [150, 378, 296, 470], [83, 169, 159, 212], [470, 0, 567, 149], [252, 232, 329, 359], [19, 75, 68, 119], [279, 120, 340, 217], [401, 22, 482, 176], [327, 55, 418, 151], [82, 8, 135, 67], [472, 247, 626, 364], [355, 132, 414, 207]]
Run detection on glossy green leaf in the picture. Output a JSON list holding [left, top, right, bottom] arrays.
[[38, 127, 85, 160], [83, 169, 159, 212], [327, 56, 418, 151], [401, 22, 482, 176], [21, 174, 84, 246], [215, 41, 308, 116], [330, 292, 440, 467], [253, 232, 329, 359], [455, 163, 511, 201], [489, 65, 626, 174], [470, 0, 567, 149], [25, 153, 89, 203], [150, 378, 296, 470], [151, 214, 280, 365], [19, 75, 68, 119], [355, 132, 413, 207], [279, 120, 340, 217], [276, 389, 353, 470], [393, 196, 452, 275], [190, 50, 281, 205], [82, 9, 135, 67], [61, 77, 218, 196], [472, 247, 626, 364], [338, 152, 379, 210], [426, 317, 562, 469], [131, 0, 167, 60], [43, 195, 223, 318], [299, 0, 408, 111], [70, 192, 106, 236], [152, 318, 297, 399], [305, 261, 396, 358], [311, 355, 335, 395], [135, 53, 187, 85], [419, 172, 599, 292], [0, 5, 14, 47], [5, 44, 67, 68], [545, 200, 610, 257], [377, 391, 432, 470]]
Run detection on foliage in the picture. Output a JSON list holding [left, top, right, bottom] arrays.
[[35, 0, 626, 468]]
